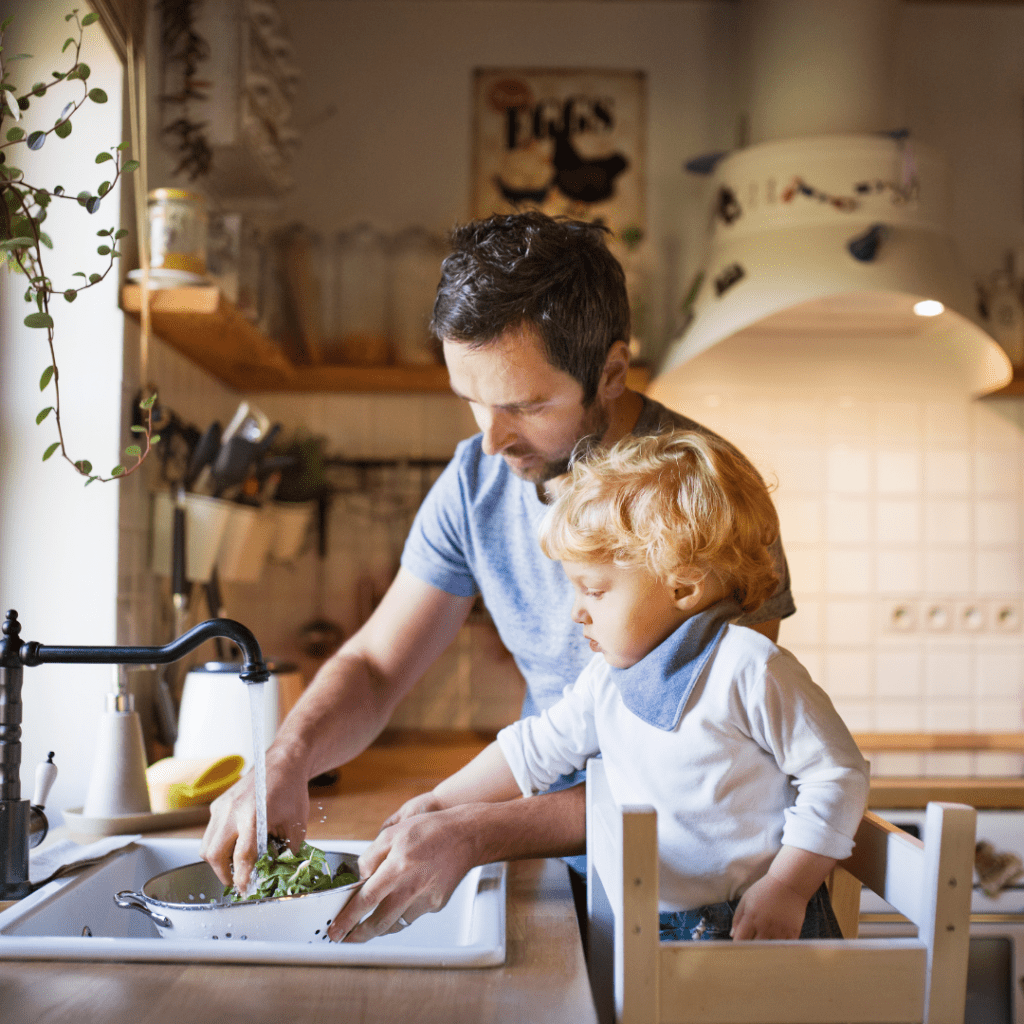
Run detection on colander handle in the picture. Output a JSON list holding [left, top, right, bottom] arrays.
[[114, 890, 172, 929]]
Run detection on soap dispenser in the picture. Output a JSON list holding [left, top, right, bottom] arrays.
[[83, 667, 152, 819]]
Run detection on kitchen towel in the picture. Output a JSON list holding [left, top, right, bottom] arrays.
[[29, 833, 141, 890]]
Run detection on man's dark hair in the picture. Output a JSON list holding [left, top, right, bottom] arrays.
[[430, 212, 631, 405]]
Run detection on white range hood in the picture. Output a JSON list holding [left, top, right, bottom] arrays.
[[650, 0, 1012, 400]]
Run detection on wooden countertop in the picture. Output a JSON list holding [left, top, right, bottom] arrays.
[[2, 735, 597, 1024]]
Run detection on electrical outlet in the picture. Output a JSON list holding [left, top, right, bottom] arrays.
[[884, 601, 918, 634], [992, 601, 1022, 633], [956, 601, 987, 634], [923, 601, 953, 633]]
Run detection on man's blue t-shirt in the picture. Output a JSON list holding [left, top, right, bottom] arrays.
[[401, 395, 795, 721]]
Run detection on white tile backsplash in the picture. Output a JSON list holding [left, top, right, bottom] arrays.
[[875, 549, 923, 593], [975, 548, 1023, 593], [924, 401, 972, 446], [825, 600, 874, 645], [875, 650, 924, 698], [924, 548, 972, 593], [659, 380, 1024, 777], [975, 499, 1021, 545], [976, 451, 1022, 495], [924, 498, 971, 544], [876, 451, 922, 495], [823, 649, 874, 698], [876, 499, 921, 545], [924, 450, 971, 495], [924, 648, 974, 697], [825, 549, 873, 594], [827, 498, 872, 544], [826, 447, 873, 493]]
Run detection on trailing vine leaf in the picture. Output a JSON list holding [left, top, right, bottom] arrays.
[[1, 9, 156, 483], [122, 159, 140, 173]]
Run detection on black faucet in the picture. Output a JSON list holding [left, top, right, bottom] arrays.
[[0, 609, 270, 900]]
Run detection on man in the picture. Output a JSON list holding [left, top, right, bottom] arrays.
[[201, 212, 794, 941]]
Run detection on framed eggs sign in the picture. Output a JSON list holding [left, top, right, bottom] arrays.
[[471, 68, 646, 239]]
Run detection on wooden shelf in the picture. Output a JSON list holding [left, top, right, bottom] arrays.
[[122, 285, 652, 395], [853, 732, 1024, 752]]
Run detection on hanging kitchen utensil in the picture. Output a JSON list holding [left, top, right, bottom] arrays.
[[184, 420, 221, 493], [210, 435, 261, 499], [299, 493, 344, 660]]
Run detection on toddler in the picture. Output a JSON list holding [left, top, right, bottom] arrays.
[[387, 430, 869, 941]]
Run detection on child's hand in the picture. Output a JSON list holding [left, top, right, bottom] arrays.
[[729, 873, 808, 940], [380, 792, 446, 831]]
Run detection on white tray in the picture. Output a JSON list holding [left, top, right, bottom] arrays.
[[62, 805, 210, 836], [0, 838, 506, 967]]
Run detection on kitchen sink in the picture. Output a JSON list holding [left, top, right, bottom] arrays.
[[0, 838, 506, 967]]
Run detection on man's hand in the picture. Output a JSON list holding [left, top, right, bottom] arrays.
[[328, 802, 485, 942], [729, 873, 808, 940], [380, 792, 446, 830], [200, 748, 311, 892]]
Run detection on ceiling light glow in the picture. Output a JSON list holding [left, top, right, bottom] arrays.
[[913, 299, 944, 317]]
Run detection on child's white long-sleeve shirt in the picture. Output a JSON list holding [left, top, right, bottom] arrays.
[[497, 623, 870, 912]]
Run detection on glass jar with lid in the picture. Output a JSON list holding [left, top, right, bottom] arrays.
[[147, 188, 208, 277], [330, 223, 391, 365]]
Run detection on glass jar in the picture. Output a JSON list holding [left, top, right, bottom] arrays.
[[331, 223, 390, 365], [388, 226, 445, 366], [148, 188, 208, 276]]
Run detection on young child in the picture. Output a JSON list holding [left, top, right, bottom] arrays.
[[387, 430, 869, 941]]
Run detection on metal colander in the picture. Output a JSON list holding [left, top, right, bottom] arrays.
[[113, 851, 363, 943]]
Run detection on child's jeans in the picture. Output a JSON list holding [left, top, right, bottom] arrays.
[[658, 883, 843, 941]]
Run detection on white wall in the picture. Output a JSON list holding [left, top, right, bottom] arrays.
[[0, 0, 127, 814]]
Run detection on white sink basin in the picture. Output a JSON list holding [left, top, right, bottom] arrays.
[[0, 838, 506, 967]]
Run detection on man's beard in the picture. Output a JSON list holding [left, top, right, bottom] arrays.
[[503, 400, 611, 484]]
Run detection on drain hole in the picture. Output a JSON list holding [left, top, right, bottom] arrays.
[[81, 925, 93, 937]]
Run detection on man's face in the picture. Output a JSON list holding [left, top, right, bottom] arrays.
[[443, 326, 610, 484]]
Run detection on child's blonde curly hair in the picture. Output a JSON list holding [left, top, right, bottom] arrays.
[[538, 430, 780, 613]]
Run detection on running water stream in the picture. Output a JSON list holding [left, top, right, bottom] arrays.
[[248, 680, 268, 880]]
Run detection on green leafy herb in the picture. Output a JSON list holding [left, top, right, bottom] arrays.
[[225, 840, 359, 903]]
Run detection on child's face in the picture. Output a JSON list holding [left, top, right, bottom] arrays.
[[561, 559, 689, 669]]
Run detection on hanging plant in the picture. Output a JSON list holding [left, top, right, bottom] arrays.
[[0, 8, 158, 484], [158, 0, 212, 180]]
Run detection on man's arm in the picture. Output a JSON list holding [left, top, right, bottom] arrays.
[[201, 567, 476, 890], [328, 780, 587, 942]]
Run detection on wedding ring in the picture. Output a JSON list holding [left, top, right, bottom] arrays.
[[397, 915, 411, 929]]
